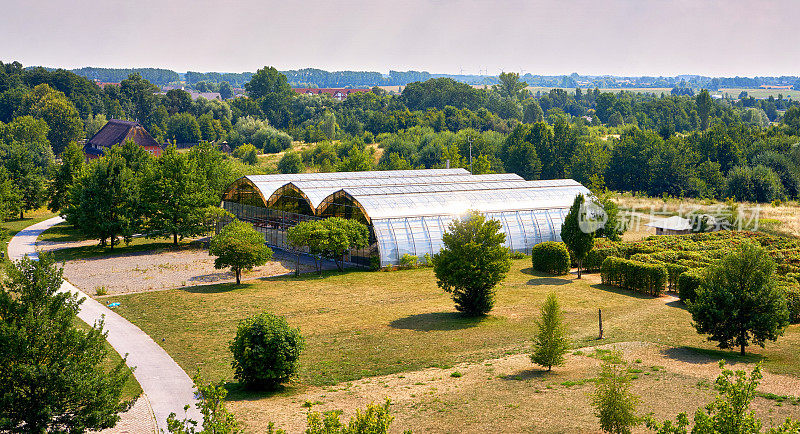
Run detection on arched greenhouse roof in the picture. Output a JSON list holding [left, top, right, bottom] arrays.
[[229, 169, 590, 220]]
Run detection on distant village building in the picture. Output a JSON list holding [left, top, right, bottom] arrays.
[[292, 88, 370, 101], [646, 215, 719, 235], [83, 119, 163, 161], [93, 79, 120, 89]]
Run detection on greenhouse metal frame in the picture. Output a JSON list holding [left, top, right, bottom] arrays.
[[220, 169, 590, 267]]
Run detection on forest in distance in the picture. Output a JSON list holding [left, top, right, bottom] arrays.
[[2, 59, 800, 227]]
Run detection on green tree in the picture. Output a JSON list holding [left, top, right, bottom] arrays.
[[187, 141, 234, 199], [143, 146, 217, 244], [218, 81, 234, 100], [501, 123, 542, 180], [277, 151, 305, 174], [22, 83, 83, 154], [0, 121, 51, 218], [233, 143, 258, 165], [63, 151, 141, 248], [432, 211, 511, 316], [315, 217, 369, 271], [696, 89, 713, 131], [689, 243, 790, 356], [522, 99, 544, 123], [47, 141, 84, 212], [166, 112, 202, 144], [166, 373, 243, 434], [244, 66, 293, 127], [591, 352, 640, 434], [209, 220, 273, 284], [531, 293, 569, 371], [0, 254, 135, 433], [496, 72, 528, 100], [120, 73, 160, 128], [84, 113, 107, 138], [560, 194, 595, 278], [0, 167, 21, 222], [163, 89, 193, 115]]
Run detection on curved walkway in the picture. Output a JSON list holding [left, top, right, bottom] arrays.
[[8, 217, 201, 432]]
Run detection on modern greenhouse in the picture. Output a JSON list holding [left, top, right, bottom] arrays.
[[220, 169, 590, 267]]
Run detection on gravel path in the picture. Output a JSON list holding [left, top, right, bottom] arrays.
[[8, 217, 200, 432]]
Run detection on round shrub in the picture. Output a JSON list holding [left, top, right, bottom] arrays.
[[230, 312, 304, 390], [531, 241, 571, 275]]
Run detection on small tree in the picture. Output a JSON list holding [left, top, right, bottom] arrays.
[[166, 373, 243, 434], [432, 211, 511, 316], [590, 352, 640, 434], [689, 243, 789, 356], [209, 220, 273, 284], [531, 293, 570, 371], [233, 143, 258, 164], [561, 193, 595, 278], [47, 140, 84, 212], [229, 312, 304, 390], [317, 217, 369, 271], [0, 254, 135, 433], [277, 151, 305, 174]]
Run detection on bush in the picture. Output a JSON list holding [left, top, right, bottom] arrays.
[[432, 212, 511, 316], [600, 257, 668, 296], [277, 151, 305, 174], [531, 241, 570, 275], [510, 250, 526, 260], [678, 269, 704, 304], [781, 282, 800, 324], [230, 312, 304, 390], [399, 254, 418, 269], [724, 165, 785, 203]]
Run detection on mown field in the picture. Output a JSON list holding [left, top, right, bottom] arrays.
[[109, 259, 800, 385]]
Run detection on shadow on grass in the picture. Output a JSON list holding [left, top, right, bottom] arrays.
[[389, 311, 493, 331], [665, 299, 687, 310], [527, 276, 572, 286], [661, 346, 766, 365], [223, 382, 303, 402], [50, 241, 189, 262], [499, 369, 550, 381], [590, 283, 654, 300]]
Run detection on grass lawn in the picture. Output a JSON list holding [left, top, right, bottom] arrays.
[[36, 221, 87, 244], [110, 259, 800, 392]]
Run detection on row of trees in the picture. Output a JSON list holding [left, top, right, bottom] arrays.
[[62, 142, 235, 247]]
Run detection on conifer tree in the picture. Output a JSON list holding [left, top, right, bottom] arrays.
[[531, 293, 570, 371]]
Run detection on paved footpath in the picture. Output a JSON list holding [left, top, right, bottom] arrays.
[[8, 217, 201, 432]]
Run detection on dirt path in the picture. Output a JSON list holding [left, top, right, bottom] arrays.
[[229, 341, 800, 433]]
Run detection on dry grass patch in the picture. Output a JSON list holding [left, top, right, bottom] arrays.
[[228, 342, 800, 433], [110, 259, 800, 391]]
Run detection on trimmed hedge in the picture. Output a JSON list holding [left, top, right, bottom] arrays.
[[677, 269, 704, 304], [600, 257, 668, 296], [531, 241, 570, 275]]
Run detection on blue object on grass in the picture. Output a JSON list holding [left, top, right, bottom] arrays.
[[107, 302, 121, 308]]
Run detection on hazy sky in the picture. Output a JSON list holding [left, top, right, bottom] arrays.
[[1, 0, 797, 77]]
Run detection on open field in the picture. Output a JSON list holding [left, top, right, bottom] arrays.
[[104, 260, 800, 432], [107, 262, 800, 384], [232, 342, 800, 433]]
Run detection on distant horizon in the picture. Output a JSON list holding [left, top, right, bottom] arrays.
[[2, 0, 798, 78], [9, 62, 800, 81]]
